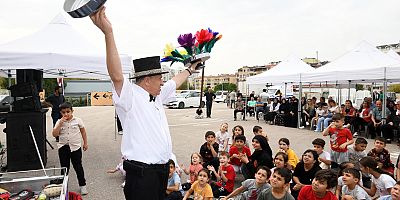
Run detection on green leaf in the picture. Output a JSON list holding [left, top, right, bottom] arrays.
[[171, 50, 184, 59]]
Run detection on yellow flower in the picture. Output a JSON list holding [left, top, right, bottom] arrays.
[[163, 43, 175, 57], [179, 48, 188, 56]]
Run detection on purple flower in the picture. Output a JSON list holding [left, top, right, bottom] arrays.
[[177, 33, 195, 48]]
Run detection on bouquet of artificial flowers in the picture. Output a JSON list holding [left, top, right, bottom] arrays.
[[161, 28, 222, 67]]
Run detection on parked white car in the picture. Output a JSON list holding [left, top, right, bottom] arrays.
[[167, 90, 205, 109], [214, 90, 228, 103]]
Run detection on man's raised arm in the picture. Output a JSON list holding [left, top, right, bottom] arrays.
[[90, 7, 124, 95]]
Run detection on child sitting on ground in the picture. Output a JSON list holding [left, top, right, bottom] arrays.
[[336, 161, 364, 199], [348, 137, 368, 166], [182, 169, 213, 200], [216, 123, 230, 152], [272, 152, 289, 172], [360, 157, 396, 198], [106, 156, 126, 187], [278, 138, 299, 170], [180, 153, 203, 186], [322, 113, 353, 166], [378, 181, 400, 200], [298, 169, 338, 200], [166, 159, 184, 200], [207, 152, 236, 198], [253, 125, 269, 141], [341, 168, 370, 200], [222, 166, 271, 200], [367, 137, 395, 175], [200, 131, 219, 171], [228, 135, 251, 173], [258, 168, 295, 200], [228, 125, 247, 150], [312, 138, 331, 169]]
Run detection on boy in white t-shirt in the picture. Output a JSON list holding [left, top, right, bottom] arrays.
[[312, 138, 331, 169], [341, 168, 371, 200]]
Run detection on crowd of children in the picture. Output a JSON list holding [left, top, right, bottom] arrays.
[[103, 111, 400, 200]]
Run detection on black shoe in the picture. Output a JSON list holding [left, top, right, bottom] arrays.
[[386, 139, 392, 144]]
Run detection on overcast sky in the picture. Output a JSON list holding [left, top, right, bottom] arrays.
[[1, 0, 400, 75]]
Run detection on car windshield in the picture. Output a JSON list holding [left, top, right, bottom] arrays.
[[176, 93, 189, 98], [216, 91, 222, 95]]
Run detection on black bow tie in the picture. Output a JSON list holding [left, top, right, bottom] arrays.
[[149, 94, 156, 102]]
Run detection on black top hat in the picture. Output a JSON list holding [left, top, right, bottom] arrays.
[[131, 56, 169, 79]]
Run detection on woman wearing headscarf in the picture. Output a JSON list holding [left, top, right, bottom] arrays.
[[240, 135, 273, 179]]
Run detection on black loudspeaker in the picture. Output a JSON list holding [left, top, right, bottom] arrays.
[[16, 69, 43, 92], [6, 111, 47, 171]]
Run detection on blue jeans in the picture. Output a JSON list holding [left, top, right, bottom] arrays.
[[316, 117, 332, 131]]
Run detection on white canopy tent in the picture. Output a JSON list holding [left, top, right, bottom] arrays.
[[387, 49, 400, 62], [246, 54, 316, 85], [246, 54, 315, 128], [300, 41, 400, 84], [0, 14, 132, 79]]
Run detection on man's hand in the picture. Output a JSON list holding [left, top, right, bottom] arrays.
[[90, 6, 113, 35], [83, 143, 88, 151]]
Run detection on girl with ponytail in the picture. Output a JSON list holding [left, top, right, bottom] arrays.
[[359, 156, 396, 197]]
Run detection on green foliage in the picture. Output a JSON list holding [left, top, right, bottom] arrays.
[[389, 84, 400, 93], [213, 83, 237, 92], [177, 80, 194, 90], [43, 79, 58, 96], [0, 77, 15, 89], [356, 84, 364, 91]]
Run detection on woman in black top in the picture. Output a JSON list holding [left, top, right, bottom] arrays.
[[240, 135, 274, 179], [291, 149, 322, 199]]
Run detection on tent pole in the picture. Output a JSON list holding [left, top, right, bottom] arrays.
[[338, 83, 342, 107], [7, 70, 12, 111], [298, 81, 302, 128], [284, 83, 287, 98], [382, 68, 387, 127], [348, 81, 351, 101]]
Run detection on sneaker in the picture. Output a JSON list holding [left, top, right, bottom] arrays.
[[353, 132, 358, 137], [299, 126, 305, 129], [306, 122, 310, 126], [118, 131, 123, 135], [121, 181, 125, 188], [314, 129, 320, 132], [80, 186, 88, 195]]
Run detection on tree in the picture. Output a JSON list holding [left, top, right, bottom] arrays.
[[213, 83, 237, 92], [356, 84, 364, 91], [177, 80, 194, 90], [389, 84, 400, 93]]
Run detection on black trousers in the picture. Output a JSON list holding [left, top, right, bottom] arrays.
[[368, 121, 382, 138], [382, 124, 395, 140], [210, 182, 230, 198], [206, 101, 213, 117], [165, 191, 182, 200], [123, 160, 169, 200], [117, 115, 123, 132], [234, 109, 245, 120], [58, 145, 86, 186]]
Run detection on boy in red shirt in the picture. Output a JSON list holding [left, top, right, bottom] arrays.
[[207, 151, 236, 198], [229, 135, 251, 173], [323, 113, 354, 166], [298, 169, 338, 200]]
